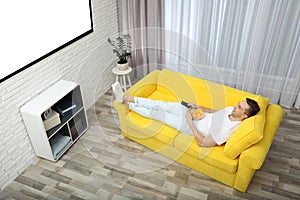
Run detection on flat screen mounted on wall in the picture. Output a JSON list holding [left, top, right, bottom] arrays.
[[0, 0, 93, 83]]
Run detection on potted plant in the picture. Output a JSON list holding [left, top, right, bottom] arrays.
[[107, 34, 132, 70]]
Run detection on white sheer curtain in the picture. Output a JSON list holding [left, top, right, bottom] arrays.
[[118, 0, 300, 108], [164, 0, 300, 108]]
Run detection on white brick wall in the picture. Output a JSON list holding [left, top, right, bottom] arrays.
[[0, 0, 119, 189]]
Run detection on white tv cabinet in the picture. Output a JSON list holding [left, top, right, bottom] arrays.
[[21, 80, 88, 161]]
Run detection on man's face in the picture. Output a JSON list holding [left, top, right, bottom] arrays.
[[232, 100, 250, 120]]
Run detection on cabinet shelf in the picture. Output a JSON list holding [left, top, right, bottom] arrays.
[[46, 108, 83, 139], [21, 80, 88, 161], [49, 125, 72, 159]]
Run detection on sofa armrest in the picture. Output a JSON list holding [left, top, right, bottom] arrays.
[[126, 70, 160, 97], [239, 104, 284, 169], [114, 70, 160, 131], [234, 104, 283, 192], [114, 99, 130, 116], [114, 70, 160, 113]]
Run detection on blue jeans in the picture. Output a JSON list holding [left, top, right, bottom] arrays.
[[128, 97, 192, 135]]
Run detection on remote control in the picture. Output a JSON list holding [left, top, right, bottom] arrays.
[[181, 101, 192, 108]]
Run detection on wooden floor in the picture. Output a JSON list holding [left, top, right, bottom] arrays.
[[1, 90, 300, 200]]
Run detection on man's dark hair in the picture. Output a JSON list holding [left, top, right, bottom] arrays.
[[245, 98, 260, 117]]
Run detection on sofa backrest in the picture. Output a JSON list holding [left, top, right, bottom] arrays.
[[127, 70, 159, 97], [157, 69, 269, 108]]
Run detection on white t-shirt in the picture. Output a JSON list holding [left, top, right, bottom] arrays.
[[193, 106, 240, 145]]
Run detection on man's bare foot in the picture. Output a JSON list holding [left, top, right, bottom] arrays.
[[123, 94, 135, 104], [123, 94, 130, 104], [112, 82, 125, 103]]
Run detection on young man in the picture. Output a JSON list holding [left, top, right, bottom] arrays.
[[112, 82, 260, 147]]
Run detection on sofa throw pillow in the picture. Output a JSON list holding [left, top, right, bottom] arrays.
[[224, 95, 268, 159]]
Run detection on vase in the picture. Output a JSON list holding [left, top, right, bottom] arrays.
[[116, 61, 129, 71]]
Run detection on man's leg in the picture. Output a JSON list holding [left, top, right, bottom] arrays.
[[129, 103, 191, 134], [129, 96, 185, 116], [127, 96, 192, 134]]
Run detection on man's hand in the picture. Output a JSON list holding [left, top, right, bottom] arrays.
[[187, 103, 199, 109], [185, 108, 216, 147], [185, 109, 193, 122]]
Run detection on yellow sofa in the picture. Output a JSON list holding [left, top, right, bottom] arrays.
[[114, 69, 284, 192]]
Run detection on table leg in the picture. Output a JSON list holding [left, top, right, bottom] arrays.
[[126, 74, 132, 87], [122, 75, 126, 91]]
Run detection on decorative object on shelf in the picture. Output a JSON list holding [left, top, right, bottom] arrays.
[[107, 34, 132, 70], [50, 133, 71, 159], [54, 100, 77, 117], [42, 108, 53, 120], [43, 111, 61, 131]]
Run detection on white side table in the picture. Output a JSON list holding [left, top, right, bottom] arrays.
[[112, 66, 132, 91]]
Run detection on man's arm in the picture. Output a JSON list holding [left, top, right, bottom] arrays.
[[187, 103, 216, 113], [185, 109, 217, 147]]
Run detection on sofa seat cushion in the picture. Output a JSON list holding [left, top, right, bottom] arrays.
[[148, 90, 179, 102], [125, 89, 188, 145], [174, 134, 238, 174], [126, 110, 179, 144]]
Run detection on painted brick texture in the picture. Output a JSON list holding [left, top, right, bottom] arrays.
[[0, 0, 119, 189]]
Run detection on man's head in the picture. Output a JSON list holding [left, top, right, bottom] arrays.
[[245, 98, 260, 118], [232, 98, 260, 121]]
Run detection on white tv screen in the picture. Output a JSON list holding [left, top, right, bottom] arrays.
[[0, 0, 93, 83]]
